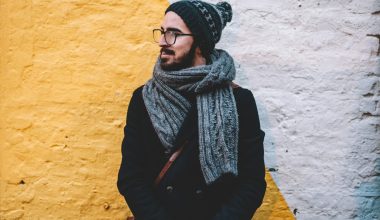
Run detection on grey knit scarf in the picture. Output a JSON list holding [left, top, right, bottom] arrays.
[[142, 49, 239, 185]]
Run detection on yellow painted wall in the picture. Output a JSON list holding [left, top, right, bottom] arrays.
[[0, 0, 294, 219], [255, 171, 295, 219], [0, 0, 167, 219]]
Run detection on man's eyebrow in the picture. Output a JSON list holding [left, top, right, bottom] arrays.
[[160, 26, 183, 33]]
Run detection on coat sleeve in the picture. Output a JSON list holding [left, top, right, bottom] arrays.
[[212, 89, 267, 220], [117, 87, 173, 220]]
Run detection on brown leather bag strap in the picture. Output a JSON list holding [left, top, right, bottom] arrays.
[[153, 139, 189, 186], [128, 141, 189, 220]]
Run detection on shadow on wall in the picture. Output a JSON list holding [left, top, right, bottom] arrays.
[[355, 5, 380, 218]]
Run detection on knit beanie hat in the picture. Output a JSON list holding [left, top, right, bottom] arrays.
[[165, 0, 233, 56]]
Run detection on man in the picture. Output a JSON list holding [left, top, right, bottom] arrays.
[[117, 1, 266, 219]]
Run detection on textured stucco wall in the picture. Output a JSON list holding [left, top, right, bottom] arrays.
[[195, 0, 379, 219], [0, 0, 168, 219], [0, 0, 294, 219], [1, 0, 379, 219]]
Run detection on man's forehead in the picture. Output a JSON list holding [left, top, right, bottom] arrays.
[[161, 11, 191, 33]]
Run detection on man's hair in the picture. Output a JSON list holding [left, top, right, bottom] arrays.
[[194, 37, 211, 63]]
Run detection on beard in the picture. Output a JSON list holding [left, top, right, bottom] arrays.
[[160, 42, 197, 71]]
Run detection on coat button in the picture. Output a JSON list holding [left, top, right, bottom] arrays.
[[166, 185, 174, 193], [164, 149, 171, 155], [195, 189, 203, 195]]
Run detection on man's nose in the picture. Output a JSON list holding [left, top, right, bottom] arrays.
[[158, 35, 168, 47]]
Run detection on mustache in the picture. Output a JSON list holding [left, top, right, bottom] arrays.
[[160, 48, 175, 55]]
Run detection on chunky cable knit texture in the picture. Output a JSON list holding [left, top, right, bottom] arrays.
[[142, 49, 239, 184]]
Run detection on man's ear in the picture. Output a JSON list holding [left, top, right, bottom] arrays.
[[195, 46, 204, 57], [193, 46, 207, 66], [196, 45, 211, 64]]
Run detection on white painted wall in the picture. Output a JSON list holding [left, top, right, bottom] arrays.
[[169, 0, 380, 219]]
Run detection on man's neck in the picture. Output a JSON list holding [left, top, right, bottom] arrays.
[[192, 56, 207, 67]]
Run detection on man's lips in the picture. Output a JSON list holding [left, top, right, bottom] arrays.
[[161, 49, 174, 56]]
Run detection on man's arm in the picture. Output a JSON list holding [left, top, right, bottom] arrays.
[[117, 87, 172, 220], [212, 89, 267, 220]]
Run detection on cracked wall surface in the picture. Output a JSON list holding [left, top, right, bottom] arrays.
[[1, 0, 379, 219], [200, 0, 379, 219], [0, 0, 168, 219]]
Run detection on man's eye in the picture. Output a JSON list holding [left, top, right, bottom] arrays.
[[167, 31, 180, 35]]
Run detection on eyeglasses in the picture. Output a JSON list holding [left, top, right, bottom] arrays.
[[153, 29, 195, 46]]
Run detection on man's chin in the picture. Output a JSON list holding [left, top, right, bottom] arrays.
[[159, 49, 195, 71], [159, 58, 177, 71], [160, 56, 171, 65], [161, 60, 194, 71], [160, 62, 177, 71]]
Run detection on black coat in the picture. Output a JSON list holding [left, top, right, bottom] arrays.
[[117, 84, 266, 220]]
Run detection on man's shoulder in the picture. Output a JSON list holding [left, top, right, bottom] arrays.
[[130, 84, 146, 101], [133, 84, 145, 94], [232, 83, 255, 101], [127, 84, 146, 112]]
